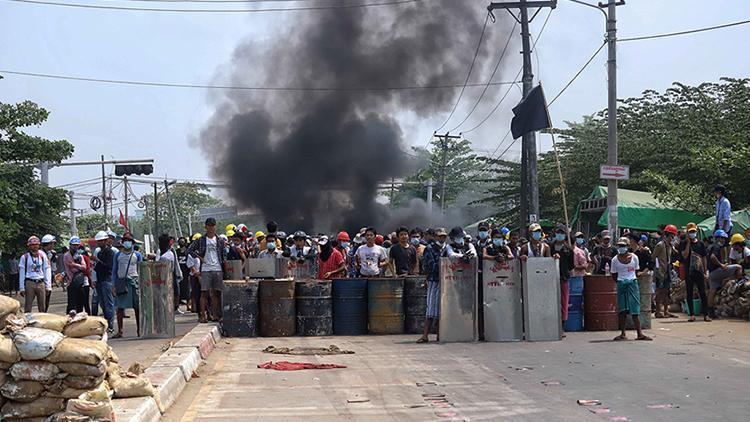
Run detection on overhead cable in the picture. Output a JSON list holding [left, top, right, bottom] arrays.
[[3, 0, 427, 12]]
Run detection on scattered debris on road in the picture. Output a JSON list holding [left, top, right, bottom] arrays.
[[257, 361, 347, 370]]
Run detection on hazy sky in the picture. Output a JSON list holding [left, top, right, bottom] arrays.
[[2, 0, 749, 213]]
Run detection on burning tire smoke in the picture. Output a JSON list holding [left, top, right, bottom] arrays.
[[198, 1, 513, 232]]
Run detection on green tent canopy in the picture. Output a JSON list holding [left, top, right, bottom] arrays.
[[697, 210, 750, 238], [572, 186, 706, 232]]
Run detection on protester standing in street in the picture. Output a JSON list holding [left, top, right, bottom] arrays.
[[258, 233, 284, 258], [409, 229, 425, 275], [112, 232, 142, 337], [334, 231, 351, 276], [40, 234, 57, 311], [187, 218, 226, 323], [729, 234, 750, 270], [444, 227, 477, 259], [317, 236, 346, 279], [680, 222, 711, 322], [417, 227, 447, 343], [389, 227, 417, 276], [7, 255, 19, 296], [158, 233, 184, 314], [482, 228, 514, 262], [64, 237, 89, 314], [611, 237, 652, 341], [19, 236, 51, 312], [176, 237, 190, 310], [520, 223, 550, 260], [706, 230, 741, 319], [571, 232, 589, 287], [551, 225, 574, 327], [652, 224, 678, 318], [93, 231, 115, 334], [714, 184, 732, 234]]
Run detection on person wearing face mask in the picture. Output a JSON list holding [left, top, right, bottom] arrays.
[[409, 229, 425, 275], [591, 230, 618, 274], [482, 229, 514, 262], [571, 232, 589, 283], [64, 237, 89, 314], [19, 236, 51, 312], [258, 233, 284, 258], [334, 231, 351, 277], [611, 237, 652, 341], [729, 234, 750, 270], [652, 224, 678, 318], [473, 221, 491, 340], [417, 228, 448, 343], [550, 225, 574, 328], [227, 231, 247, 264], [508, 230, 520, 258], [679, 222, 710, 322], [520, 223, 550, 261], [93, 231, 116, 333], [175, 237, 191, 309], [444, 227, 477, 259], [706, 230, 741, 319], [112, 232, 143, 337]]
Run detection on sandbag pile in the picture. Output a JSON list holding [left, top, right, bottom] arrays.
[[714, 277, 750, 320], [0, 311, 159, 421]]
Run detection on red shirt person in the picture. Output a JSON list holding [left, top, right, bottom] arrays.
[[317, 236, 346, 279]]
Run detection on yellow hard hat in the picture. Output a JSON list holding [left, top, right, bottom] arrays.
[[730, 233, 746, 245], [225, 224, 236, 232], [255, 231, 265, 239], [226, 230, 235, 237], [191, 233, 202, 242]]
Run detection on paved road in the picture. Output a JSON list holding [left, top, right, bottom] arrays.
[[168, 317, 750, 421]]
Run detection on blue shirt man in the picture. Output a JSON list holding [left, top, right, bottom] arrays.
[[714, 185, 732, 234]]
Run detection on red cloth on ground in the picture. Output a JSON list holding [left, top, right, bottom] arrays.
[[258, 361, 347, 371]]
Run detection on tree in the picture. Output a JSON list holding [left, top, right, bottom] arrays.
[[535, 77, 750, 222], [131, 183, 222, 238], [392, 136, 482, 207], [0, 100, 74, 255], [472, 157, 521, 225]]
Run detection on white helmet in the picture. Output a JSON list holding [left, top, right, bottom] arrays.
[[94, 231, 109, 241], [41, 234, 56, 244]]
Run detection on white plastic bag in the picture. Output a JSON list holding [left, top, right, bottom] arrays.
[[13, 327, 64, 360]]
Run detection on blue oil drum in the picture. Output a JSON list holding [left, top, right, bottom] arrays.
[[332, 279, 368, 335]]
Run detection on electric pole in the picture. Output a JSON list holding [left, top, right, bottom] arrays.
[[101, 155, 107, 222], [153, 182, 159, 237], [68, 190, 78, 236], [600, 0, 624, 237], [488, 0, 556, 230], [425, 178, 434, 214], [434, 132, 461, 211], [123, 176, 129, 230]]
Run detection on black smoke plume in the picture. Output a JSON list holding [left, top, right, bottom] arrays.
[[198, 1, 513, 232]]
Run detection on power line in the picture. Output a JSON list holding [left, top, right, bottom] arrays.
[[620, 19, 750, 42], [548, 41, 605, 106], [448, 20, 518, 133], [433, 12, 491, 133], [4, 0, 428, 12], [0, 69, 518, 92]]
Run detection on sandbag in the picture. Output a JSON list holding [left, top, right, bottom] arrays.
[[44, 386, 90, 399], [63, 373, 106, 390], [46, 411, 92, 422], [45, 338, 108, 366], [66, 398, 114, 420], [112, 373, 156, 398], [63, 315, 108, 338], [0, 295, 20, 318], [13, 327, 64, 360], [10, 361, 60, 382], [79, 381, 112, 402], [24, 313, 69, 333], [105, 362, 122, 388], [0, 336, 20, 363], [0, 379, 46, 402], [106, 347, 119, 363], [0, 370, 5, 386], [1, 397, 65, 419], [0, 361, 13, 369], [56, 361, 106, 378]]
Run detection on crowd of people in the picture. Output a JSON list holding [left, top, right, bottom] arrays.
[[2, 183, 748, 343]]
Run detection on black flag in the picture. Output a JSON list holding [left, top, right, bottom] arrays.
[[510, 84, 551, 139]]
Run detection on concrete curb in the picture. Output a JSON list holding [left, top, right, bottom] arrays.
[[112, 322, 222, 421]]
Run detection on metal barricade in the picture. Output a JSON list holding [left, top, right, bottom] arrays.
[[522, 257, 562, 341], [139, 261, 175, 339], [245, 257, 288, 279], [439, 257, 477, 342], [483, 259, 523, 341]]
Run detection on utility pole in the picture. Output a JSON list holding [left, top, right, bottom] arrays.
[[425, 178, 434, 214], [123, 176, 129, 230], [68, 191, 78, 236], [389, 177, 395, 209], [488, 0, 556, 230], [100, 155, 107, 222], [153, 182, 159, 237], [600, 0, 624, 237], [434, 132, 461, 211], [164, 180, 183, 237]]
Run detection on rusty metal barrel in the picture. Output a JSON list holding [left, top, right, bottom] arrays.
[[626, 273, 653, 330], [295, 280, 333, 336], [222, 280, 259, 337], [584, 274, 619, 331], [404, 276, 428, 334], [367, 278, 404, 334], [259, 278, 296, 337], [332, 279, 368, 335]]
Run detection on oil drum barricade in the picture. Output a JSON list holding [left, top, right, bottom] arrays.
[[139, 261, 174, 339], [222, 280, 259, 337], [403, 276, 434, 334], [225, 259, 244, 280], [584, 275, 619, 331], [259, 278, 296, 337], [482, 259, 523, 341], [625, 272, 653, 330], [295, 280, 333, 336], [332, 279, 368, 335], [245, 257, 288, 279], [522, 258, 562, 341], [564, 276, 584, 332], [439, 257, 478, 343], [367, 278, 405, 334]]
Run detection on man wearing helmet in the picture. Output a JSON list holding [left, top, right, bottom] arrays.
[[40, 234, 57, 311], [707, 229, 742, 319], [652, 225, 678, 318], [93, 230, 116, 333], [729, 234, 750, 270], [19, 236, 52, 312]]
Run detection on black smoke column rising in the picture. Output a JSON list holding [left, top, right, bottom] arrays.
[[199, 1, 510, 231]]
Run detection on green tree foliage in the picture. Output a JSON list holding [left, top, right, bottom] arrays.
[[471, 157, 520, 225], [0, 101, 74, 255], [392, 136, 482, 207], [132, 183, 222, 238], [536, 77, 750, 222]]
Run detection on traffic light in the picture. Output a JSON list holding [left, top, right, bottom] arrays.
[[115, 164, 153, 176]]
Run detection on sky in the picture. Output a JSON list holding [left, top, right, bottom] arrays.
[[1, 0, 749, 215]]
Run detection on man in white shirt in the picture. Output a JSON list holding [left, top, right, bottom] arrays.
[[355, 228, 388, 277], [19, 236, 51, 312], [187, 218, 227, 323]]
